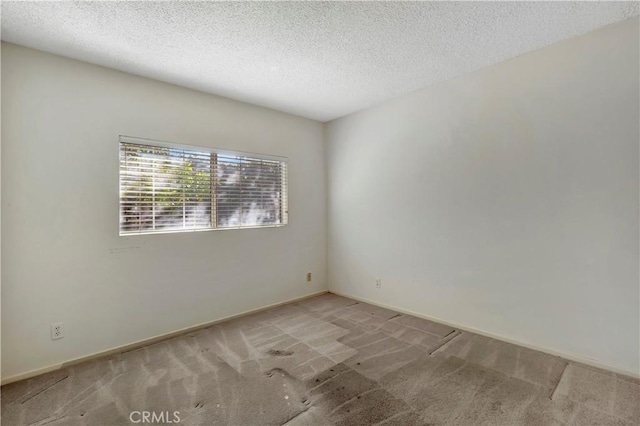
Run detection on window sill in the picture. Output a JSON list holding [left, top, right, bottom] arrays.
[[119, 223, 287, 237]]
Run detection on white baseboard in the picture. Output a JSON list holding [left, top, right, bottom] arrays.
[[328, 289, 640, 380], [1, 290, 329, 386]]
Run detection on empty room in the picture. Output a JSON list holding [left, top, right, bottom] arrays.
[[1, 1, 639, 425]]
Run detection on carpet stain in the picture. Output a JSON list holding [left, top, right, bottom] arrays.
[[267, 349, 294, 357]]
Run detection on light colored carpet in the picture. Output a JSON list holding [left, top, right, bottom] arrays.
[[2, 293, 639, 425]]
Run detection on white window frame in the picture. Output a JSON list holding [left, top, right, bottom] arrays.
[[119, 135, 288, 236]]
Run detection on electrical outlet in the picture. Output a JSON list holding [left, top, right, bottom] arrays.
[[376, 278, 381, 289], [307, 272, 312, 282], [51, 323, 64, 340]]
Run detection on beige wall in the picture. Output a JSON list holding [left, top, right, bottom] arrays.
[[326, 18, 640, 375], [1, 43, 327, 381]]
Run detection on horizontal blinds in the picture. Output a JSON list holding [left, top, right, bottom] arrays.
[[119, 140, 288, 234], [214, 155, 287, 228], [120, 143, 213, 233]]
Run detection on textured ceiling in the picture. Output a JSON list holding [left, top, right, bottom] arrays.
[[2, 2, 638, 122]]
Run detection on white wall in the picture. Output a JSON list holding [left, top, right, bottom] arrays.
[[1, 43, 327, 381], [326, 18, 640, 375]]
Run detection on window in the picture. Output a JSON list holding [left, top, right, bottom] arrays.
[[119, 136, 288, 235]]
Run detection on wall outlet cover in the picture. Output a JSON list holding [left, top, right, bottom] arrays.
[[51, 323, 64, 340]]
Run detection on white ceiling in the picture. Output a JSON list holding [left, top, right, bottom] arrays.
[[2, 2, 638, 122]]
